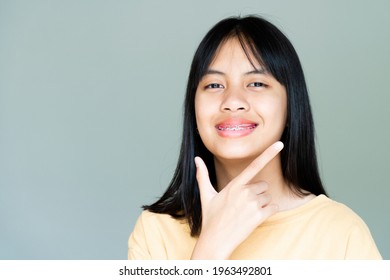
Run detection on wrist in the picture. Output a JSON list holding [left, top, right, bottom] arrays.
[[190, 233, 234, 260]]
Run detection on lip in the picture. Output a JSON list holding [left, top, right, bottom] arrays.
[[215, 118, 258, 138]]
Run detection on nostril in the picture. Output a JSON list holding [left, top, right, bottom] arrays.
[[223, 106, 247, 111]]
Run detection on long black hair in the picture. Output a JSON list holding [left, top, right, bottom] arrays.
[[144, 15, 327, 236]]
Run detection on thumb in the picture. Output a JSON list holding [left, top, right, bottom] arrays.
[[194, 156, 217, 206]]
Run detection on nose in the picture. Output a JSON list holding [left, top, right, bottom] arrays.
[[220, 89, 250, 112]]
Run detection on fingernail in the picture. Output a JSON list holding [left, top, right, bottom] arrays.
[[274, 141, 284, 150], [194, 157, 200, 167]]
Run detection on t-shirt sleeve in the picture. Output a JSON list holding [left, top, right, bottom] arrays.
[[128, 212, 152, 260], [344, 220, 382, 259]]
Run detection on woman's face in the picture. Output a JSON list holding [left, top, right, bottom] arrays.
[[195, 38, 287, 162]]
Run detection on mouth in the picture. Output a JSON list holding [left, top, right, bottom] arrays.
[[215, 119, 258, 138], [216, 123, 258, 131]]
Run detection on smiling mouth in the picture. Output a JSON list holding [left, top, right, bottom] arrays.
[[216, 123, 258, 131]]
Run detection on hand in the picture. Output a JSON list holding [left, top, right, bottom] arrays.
[[191, 141, 284, 259]]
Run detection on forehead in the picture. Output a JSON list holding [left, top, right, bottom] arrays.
[[208, 37, 263, 71]]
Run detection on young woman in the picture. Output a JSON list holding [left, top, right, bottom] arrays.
[[128, 15, 382, 259]]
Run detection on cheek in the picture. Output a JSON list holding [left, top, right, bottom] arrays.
[[279, 96, 288, 125], [195, 93, 213, 127], [255, 96, 287, 127], [194, 95, 218, 148], [194, 94, 202, 127], [273, 102, 287, 128]]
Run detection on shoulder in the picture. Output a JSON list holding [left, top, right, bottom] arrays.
[[128, 210, 194, 260], [309, 195, 382, 259], [307, 195, 368, 228], [280, 195, 375, 240], [136, 210, 189, 230], [128, 211, 181, 260], [131, 210, 191, 242], [136, 210, 171, 224]]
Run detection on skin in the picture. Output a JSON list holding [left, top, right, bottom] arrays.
[[191, 38, 315, 259]]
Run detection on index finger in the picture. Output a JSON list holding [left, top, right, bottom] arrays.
[[232, 141, 284, 186]]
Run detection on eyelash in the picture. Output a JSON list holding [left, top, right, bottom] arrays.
[[205, 83, 224, 89], [248, 82, 266, 87], [204, 82, 266, 89]]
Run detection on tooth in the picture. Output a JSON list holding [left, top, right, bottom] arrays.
[[219, 124, 256, 131]]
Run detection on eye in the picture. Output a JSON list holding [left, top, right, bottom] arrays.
[[248, 82, 266, 88], [205, 83, 224, 89]]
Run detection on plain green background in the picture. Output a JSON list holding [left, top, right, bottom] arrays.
[[1, 0, 389, 259]]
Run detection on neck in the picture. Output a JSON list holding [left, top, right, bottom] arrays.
[[213, 155, 300, 210]]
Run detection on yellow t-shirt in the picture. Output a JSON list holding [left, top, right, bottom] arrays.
[[128, 195, 382, 259]]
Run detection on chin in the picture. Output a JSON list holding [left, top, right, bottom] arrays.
[[213, 148, 262, 162]]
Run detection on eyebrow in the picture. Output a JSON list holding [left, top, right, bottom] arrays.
[[204, 68, 268, 76]]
